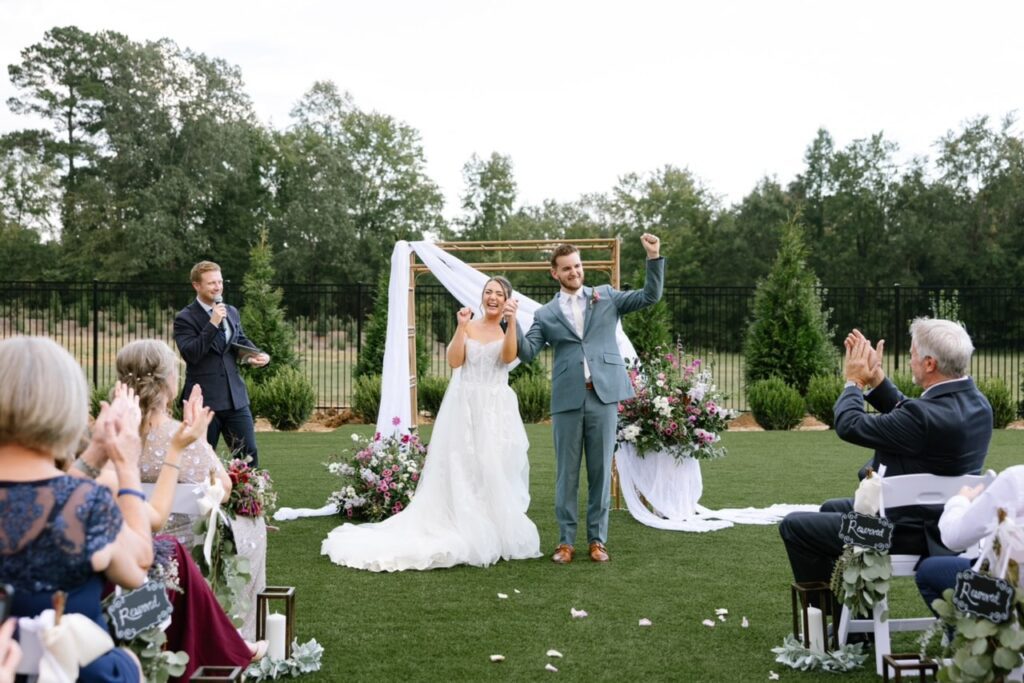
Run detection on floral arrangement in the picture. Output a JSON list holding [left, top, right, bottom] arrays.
[[245, 638, 325, 681], [617, 347, 735, 461], [226, 458, 277, 519], [326, 419, 428, 522]]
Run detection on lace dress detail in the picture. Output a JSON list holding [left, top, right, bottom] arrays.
[[322, 338, 541, 571], [140, 418, 224, 544]]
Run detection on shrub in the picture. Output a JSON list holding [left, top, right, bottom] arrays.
[[977, 377, 1015, 429], [351, 374, 382, 423], [90, 382, 115, 418], [354, 269, 430, 381], [889, 372, 923, 399], [805, 374, 844, 428], [252, 366, 315, 430], [240, 229, 299, 386], [621, 266, 672, 358], [744, 221, 838, 394], [512, 373, 551, 424], [747, 377, 804, 431], [417, 375, 449, 417]]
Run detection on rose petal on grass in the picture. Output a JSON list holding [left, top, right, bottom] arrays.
[[570, 608, 588, 619], [742, 616, 750, 628], [490, 655, 505, 663], [702, 619, 716, 628], [546, 650, 563, 658], [768, 671, 780, 680], [715, 608, 729, 616], [514, 589, 521, 594], [545, 664, 559, 672], [718, 615, 726, 622], [638, 618, 652, 627], [497, 593, 509, 599]]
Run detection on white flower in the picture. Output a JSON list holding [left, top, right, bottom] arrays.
[[621, 424, 641, 442], [687, 384, 706, 402], [339, 463, 355, 476], [653, 396, 672, 417], [655, 379, 665, 388], [350, 433, 360, 441], [327, 462, 342, 475]]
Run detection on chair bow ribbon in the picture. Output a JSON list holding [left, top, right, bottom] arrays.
[[19, 609, 115, 683], [194, 478, 228, 566], [972, 512, 1024, 580]]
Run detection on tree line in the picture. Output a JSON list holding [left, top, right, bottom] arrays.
[[3, 26, 1024, 289]]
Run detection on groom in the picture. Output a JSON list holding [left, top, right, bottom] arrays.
[[518, 234, 664, 563]]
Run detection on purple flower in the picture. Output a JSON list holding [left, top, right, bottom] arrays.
[[392, 416, 402, 426]]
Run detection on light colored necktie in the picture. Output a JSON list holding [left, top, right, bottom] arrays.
[[572, 294, 584, 337]]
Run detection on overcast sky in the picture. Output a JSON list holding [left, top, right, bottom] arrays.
[[2, 0, 1023, 217]]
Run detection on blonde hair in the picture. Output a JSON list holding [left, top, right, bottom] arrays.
[[190, 260, 221, 283], [115, 339, 179, 430], [0, 336, 89, 465]]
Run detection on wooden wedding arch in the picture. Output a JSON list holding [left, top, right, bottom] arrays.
[[404, 238, 622, 425]]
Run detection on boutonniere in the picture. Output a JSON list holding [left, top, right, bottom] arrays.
[[589, 288, 600, 308]]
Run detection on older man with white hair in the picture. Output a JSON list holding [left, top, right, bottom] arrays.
[[779, 318, 993, 595]]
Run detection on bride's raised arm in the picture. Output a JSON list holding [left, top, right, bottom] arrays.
[[501, 298, 518, 364], [446, 307, 473, 368]]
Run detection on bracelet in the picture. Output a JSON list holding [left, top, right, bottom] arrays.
[[117, 488, 147, 501], [162, 461, 181, 471], [73, 457, 101, 479]]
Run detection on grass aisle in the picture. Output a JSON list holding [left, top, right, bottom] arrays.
[[259, 427, 1024, 682]]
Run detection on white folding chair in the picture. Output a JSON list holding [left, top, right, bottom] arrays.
[[140, 481, 203, 516], [838, 468, 997, 676]]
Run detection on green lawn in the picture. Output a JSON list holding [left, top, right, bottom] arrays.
[[258, 427, 1024, 682]]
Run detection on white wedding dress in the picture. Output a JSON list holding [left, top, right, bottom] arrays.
[[321, 338, 542, 571]]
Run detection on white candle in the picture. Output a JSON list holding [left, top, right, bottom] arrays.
[[266, 612, 286, 660], [806, 606, 825, 654]]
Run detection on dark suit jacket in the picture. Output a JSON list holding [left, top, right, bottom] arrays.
[[833, 376, 993, 555], [173, 300, 254, 412]]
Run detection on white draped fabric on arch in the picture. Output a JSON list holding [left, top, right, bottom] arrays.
[[274, 240, 816, 529]]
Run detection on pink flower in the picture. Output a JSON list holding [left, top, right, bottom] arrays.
[[411, 473, 419, 481], [392, 503, 404, 514], [392, 416, 401, 426], [401, 434, 410, 443]]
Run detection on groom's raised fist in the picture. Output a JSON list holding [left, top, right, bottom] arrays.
[[641, 233, 660, 259]]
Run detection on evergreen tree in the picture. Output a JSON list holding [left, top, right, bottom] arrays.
[[354, 268, 430, 380], [744, 221, 838, 394], [239, 229, 298, 385]]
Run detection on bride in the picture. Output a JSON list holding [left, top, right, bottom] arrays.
[[321, 276, 542, 571]]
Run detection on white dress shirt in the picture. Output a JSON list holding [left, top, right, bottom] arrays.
[[558, 289, 590, 381]]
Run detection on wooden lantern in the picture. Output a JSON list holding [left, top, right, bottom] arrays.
[[256, 585, 296, 659]]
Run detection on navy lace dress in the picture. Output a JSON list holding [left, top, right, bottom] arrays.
[[0, 475, 140, 682]]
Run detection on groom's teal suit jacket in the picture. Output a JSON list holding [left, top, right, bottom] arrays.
[[518, 258, 665, 413]]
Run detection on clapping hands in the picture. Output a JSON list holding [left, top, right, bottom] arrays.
[[101, 382, 143, 470], [844, 329, 885, 389], [171, 385, 214, 452]]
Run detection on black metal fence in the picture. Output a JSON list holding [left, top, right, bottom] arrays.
[[1, 281, 1022, 411]]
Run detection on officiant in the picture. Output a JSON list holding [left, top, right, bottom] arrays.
[[174, 260, 270, 466]]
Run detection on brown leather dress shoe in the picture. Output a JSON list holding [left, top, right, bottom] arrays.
[[551, 544, 574, 564], [589, 542, 609, 562]]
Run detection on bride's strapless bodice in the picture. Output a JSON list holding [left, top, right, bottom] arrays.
[[460, 339, 509, 386]]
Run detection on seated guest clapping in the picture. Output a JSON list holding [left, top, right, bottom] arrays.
[[0, 337, 151, 682], [915, 465, 1024, 611], [779, 319, 993, 604]]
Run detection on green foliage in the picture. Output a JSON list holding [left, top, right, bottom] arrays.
[[90, 381, 114, 418], [351, 374, 382, 422], [977, 377, 1015, 428], [417, 375, 449, 417], [747, 377, 805, 430], [48, 290, 63, 324], [509, 358, 546, 383], [76, 295, 91, 328], [128, 627, 189, 683], [353, 269, 429, 380], [620, 267, 672, 358], [250, 366, 315, 431], [455, 152, 517, 240], [805, 374, 844, 428], [830, 545, 892, 619], [511, 373, 551, 424], [113, 292, 129, 324], [890, 372, 924, 399], [744, 221, 837, 394], [240, 229, 299, 386]]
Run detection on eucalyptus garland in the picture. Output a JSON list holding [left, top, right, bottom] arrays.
[[771, 634, 868, 672], [830, 545, 892, 619], [918, 562, 1024, 683], [244, 638, 325, 680], [191, 513, 253, 626]]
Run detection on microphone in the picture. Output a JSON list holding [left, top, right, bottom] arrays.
[[213, 295, 227, 331]]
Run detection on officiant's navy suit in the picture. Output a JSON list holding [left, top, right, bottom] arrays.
[[779, 375, 992, 587], [174, 299, 260, 465], [518, 257, 664, 547]]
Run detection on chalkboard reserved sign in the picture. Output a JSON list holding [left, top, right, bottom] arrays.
[[952, 570, 1015, 623], [107, 581, 173, 640], [838, 512, 894, 551]]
